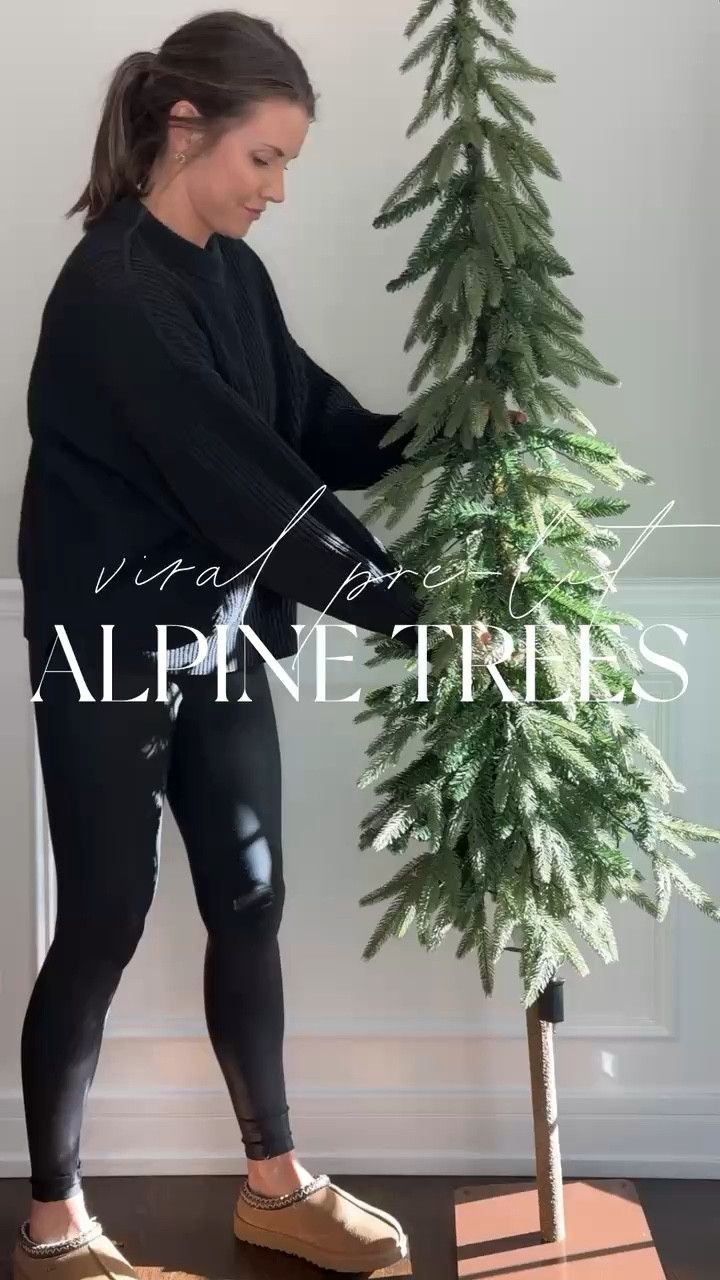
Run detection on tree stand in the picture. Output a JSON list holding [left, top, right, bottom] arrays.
[[453, 977, 667, 1276]]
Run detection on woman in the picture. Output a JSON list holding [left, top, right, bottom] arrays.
[[10, 10, 426, 1277]]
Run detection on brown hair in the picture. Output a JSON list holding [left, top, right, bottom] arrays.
[[67, 9, 317, 229]]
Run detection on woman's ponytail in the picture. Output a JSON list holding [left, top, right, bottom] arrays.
[[67, 51, 158, 228], [66, 11, 318, 232]]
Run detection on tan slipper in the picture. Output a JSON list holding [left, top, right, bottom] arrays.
[[10, 1218, 139, 1280], [233, 1172, 409, 1273]]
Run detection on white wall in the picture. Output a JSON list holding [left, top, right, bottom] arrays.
[[1, 0, 720, 1179], [2, 0, 719, 575]]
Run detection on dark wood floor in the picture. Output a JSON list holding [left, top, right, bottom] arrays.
[[1, 1175, 718, 1279]]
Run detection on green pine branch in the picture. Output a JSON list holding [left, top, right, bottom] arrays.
[[353, 0, 720, 1009]]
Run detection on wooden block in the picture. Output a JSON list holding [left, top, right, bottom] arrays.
[[455, 1179, 667, 1277]]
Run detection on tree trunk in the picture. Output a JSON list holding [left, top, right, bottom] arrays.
[[526, 996, 566, 1242]]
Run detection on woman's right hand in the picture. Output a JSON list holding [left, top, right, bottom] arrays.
[[473, 621, 492, 650]]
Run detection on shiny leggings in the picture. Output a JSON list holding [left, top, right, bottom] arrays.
[[22, 637, 293, 1202]]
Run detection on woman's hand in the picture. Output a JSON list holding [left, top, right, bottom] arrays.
[[472, 621, 492, 654], [508, 409, 528, 427]]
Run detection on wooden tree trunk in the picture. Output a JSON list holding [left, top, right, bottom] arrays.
[[454, 972, 665, 1274], [526, 995, 566, 1242]]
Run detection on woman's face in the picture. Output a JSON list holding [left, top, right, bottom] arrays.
[[176, 97, 311, 239]]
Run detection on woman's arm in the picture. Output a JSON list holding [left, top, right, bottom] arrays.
[[244, 243, 416, 491], [80, 278, 421, 650], [289, 338, 416, 491]]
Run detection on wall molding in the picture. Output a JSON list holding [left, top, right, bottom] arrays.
[[4, 575, 701, 1042], [1, 1085, 719, 1179], [3, 575, 718, 1175]]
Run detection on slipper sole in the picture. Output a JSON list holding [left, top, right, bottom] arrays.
[[233, 1207, 409, 1273]]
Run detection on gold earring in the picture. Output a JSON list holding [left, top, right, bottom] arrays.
[[175, 151, 187, 163]]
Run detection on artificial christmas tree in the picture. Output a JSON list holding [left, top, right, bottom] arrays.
[[352, 0, 720, 1265]]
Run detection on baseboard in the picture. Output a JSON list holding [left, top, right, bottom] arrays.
[[1, 1086, 719, 1179]]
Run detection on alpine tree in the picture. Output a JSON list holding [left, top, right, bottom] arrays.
[[352, 0, 720, 1013]]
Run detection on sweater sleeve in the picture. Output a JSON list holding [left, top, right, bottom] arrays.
[[244, 243, 416, 491], [291, 340, 417, 491], [86, 280, 422, 651]]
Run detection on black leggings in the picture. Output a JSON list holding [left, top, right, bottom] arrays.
[[22, 636, 293, 1202]]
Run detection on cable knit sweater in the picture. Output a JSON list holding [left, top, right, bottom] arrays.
[[17, 193, 422, 675]]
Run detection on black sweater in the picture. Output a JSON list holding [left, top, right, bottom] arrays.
[[17, 193, 423, 675]]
